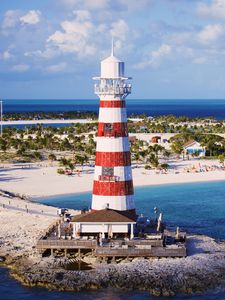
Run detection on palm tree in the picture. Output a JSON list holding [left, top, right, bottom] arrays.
[[59, 157, 70, 168], [48, 153, 57, 162], [147, 153, 159, 168], [170, 141, 184, 158], [0, 138, 8, 152], [218, 154, 225, 165]]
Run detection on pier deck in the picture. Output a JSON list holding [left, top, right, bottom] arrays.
[[36, 238, 186, 258]]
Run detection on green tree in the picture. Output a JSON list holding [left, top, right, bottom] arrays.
[[48, 153, 57, 161], [170, 141, 183, 157], [218, 154, 225, 165]]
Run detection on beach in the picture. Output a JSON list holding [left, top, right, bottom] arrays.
[[0, 196, 57, 257], [2, 119, 94, 126], [0, 159, 224, 198]]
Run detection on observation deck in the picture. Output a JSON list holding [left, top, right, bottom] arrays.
[[94, 83, 131, 97]]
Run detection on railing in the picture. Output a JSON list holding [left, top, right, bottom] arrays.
[[36, 239, 97, 249], [98, 175, 119, 182], [151, 246, 186, 257], [96, 247, 152, 257], [36, 239, 186, 257], [126, 239, 163, 247], [95, 245, 186, 257], [95, 84, 131, 96]]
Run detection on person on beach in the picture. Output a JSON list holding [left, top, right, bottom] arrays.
[[99, 233, 103, 247]]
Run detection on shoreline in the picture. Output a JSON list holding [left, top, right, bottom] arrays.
[[33, 179, 225, 201], [2, 119, 94, 126], [1, 159, 225, 199]]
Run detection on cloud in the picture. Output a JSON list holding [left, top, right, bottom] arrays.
[[58, 0, 109, 10], [58, 0, 148, 12], [0, 50, 13, 61], [20, 10, 41, 25], [135, 44, 172, 69], [73, 10, 91, 21], [24, 48, 58, 60], [198, 24, 225, 44], [46, 62, 67, 73], [166, 32, 192, 45], [1, 10, 21, 29], [192, 57, 207, 64], [149, 44, 172, 66], [11, 64, 30, 72], [197, 0, 225, 19], [46, 10, 98, 57], [110, 19, 129, 41]]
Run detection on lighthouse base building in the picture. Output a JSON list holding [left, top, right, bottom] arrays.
[[72, 209, 136, 239]]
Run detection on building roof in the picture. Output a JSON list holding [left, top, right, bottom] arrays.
[[72, 209, 137, 223], [101, 54, 121, 64], [183, 140, 200, 148]]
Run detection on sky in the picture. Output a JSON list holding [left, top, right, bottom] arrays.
[[1, 0, 225, 99]]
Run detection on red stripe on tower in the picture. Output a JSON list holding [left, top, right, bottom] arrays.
[[97, 122, 128, 137], [100, 100, 126, 108], [93, 180, 133, 196], [95, 152, 131, 167]]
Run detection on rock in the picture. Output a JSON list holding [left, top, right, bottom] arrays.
[[0, 256, 6, 262]]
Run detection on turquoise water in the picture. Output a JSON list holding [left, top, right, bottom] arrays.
[[2, 182, 225, 299], [40, 181, 225, 240]]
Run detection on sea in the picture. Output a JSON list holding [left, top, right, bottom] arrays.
[[1, 99, 225, 299], [3, 99, 225, 119]]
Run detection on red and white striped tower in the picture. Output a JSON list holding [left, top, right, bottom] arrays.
[[92, 44, 135, 215]]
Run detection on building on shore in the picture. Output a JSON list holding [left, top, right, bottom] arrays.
[[183, 140, 206, 158], [72, 43, 136, 239]]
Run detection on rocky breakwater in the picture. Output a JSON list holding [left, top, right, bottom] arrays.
[[9, 235, 225, 296]]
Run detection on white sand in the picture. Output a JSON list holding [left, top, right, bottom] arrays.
[[2, 119, 94, 125], [0, 196, 58, 256], [0, 159, 224, 198], [0, 195, 81, 257]]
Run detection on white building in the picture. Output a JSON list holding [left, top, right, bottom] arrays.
[[183, 140, 206, 157], [71, 209, 136, 239]]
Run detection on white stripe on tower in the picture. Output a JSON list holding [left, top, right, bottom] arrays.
[[96, 137, 130, 152], [98, 107, 127, 123], [92, 195, 135, 211], [94, 166, 133, 182]]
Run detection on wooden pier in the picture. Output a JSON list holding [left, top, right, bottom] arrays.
[[95, 246, 186, 258], [36, 237, 186, 258]]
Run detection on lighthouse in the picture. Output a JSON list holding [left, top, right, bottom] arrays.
[[92, 43, 136, 216], [71, 44, 136, 240]]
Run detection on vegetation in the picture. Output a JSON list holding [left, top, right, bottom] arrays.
[[0, 124, 97, 164], [1, 113, 225, 168], [3, 111, 97, 121], [128, 114, 225, 134], [170, 132, 225, 158]]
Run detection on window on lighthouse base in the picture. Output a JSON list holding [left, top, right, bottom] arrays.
[[104, 123, 113, 137], [102, 167, 114, 176], [98, 167, 119, 182]]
